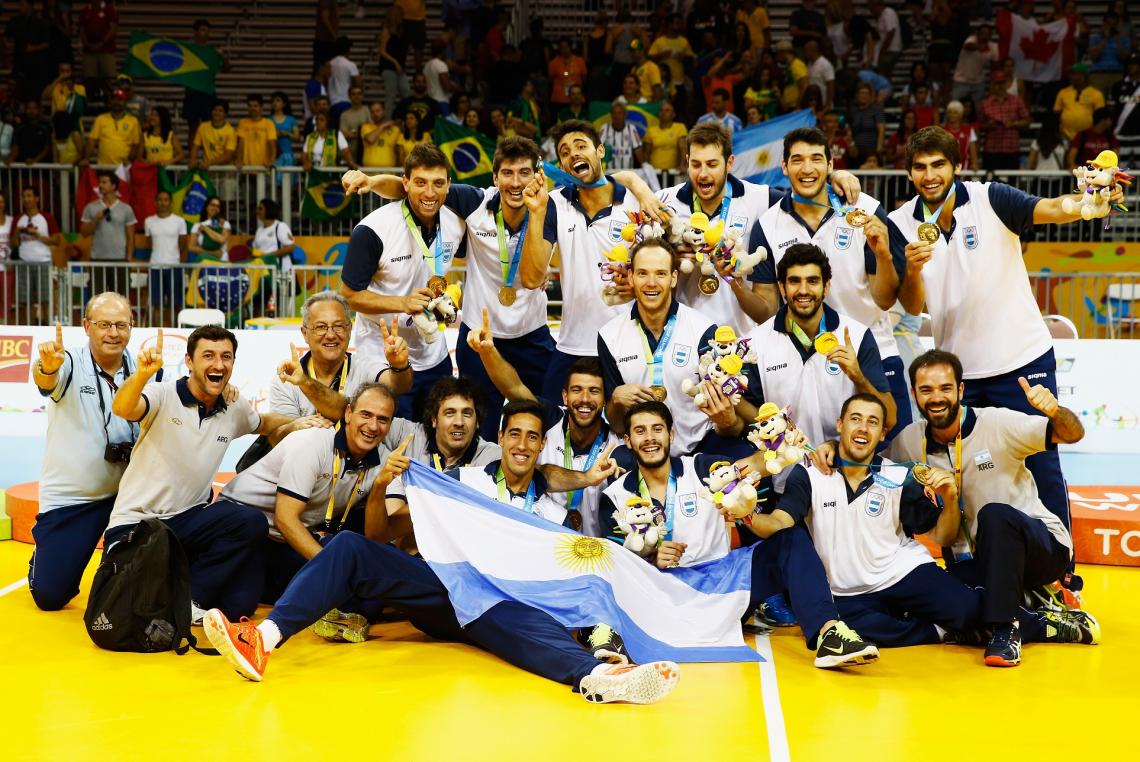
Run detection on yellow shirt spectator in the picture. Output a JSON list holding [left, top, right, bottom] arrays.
[[194, 121, 238, 163], [236, 117, 278, 167], [781, 56, 810, 110], [737, 6, 770, 50], [635, 60, 664, 101], [643, 122, 688, 170], [50, 81, 87, 115], [89, 112, 142, 165], [1053, 85, 1105, 139], [145, 131, 175, 164], [648, 35, 695, 94], [361, 122, 402, 167]]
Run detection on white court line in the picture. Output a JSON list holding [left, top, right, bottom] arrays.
[[0, 577, 29, 598], [755, 632, 791, 762]]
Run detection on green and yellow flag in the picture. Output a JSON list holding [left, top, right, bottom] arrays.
[[588, 100, 661, 138], [160, 168, 215, 225], [123, 31, 221, 94], [302, 171, 358, 221], [433, 120, 496, 187]]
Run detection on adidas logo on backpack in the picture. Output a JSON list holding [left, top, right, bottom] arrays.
[[91, 613, 113, 631]]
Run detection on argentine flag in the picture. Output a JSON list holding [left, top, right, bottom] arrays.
[[732, 110, 817, 189], [404, 462, 761, 663]]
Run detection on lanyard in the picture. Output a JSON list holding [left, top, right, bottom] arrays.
[[921, 184, 957, 228], [403, 202, 445, 277], [791, 187, 847, 217], [836, 456, 905, 489], [90, 351, 135, 441], [637, 311, 678, 387], [431, 452, 444, 471], [563, 424, 606, 514], [323, 451, 369, 533], [691, 182, 732, 223], [496, 465, 537, 514], [637, 468, 676, 540], [542, 160, 608, 188], [304, 354, 348, 430], [785, 311, 826, 351], [495, 205, 529, 289], [921, 405, 973, 554]]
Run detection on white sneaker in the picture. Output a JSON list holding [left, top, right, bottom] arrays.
[[578, 661, 680, 704], [191, 601, 207, 627]]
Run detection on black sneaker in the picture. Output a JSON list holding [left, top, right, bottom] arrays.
[[984, 621, 1022, 667], [1039, 608, 1100, 645], [813, 622, 880, 669], [585, 624, 630, 665], [943, 627, 991, 647]]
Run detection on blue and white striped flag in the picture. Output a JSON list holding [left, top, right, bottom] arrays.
[[403, 462, 761, 663], [732, 109, 817, 189]]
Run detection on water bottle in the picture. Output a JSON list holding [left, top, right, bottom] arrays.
[[266, 292, 277, 319]]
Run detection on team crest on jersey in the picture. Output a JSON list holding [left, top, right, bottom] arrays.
[[825, 360, 842, 375], [865, 490, 886, 517], [730, 214, 748, 231], [680, 493, 698, 517], [672, 344, 692, 366], [963, 226, 978, 249], [834, 226, 854, 250], [608, 220, 625, 242]]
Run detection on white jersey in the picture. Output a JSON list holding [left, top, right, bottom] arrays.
[[887, 180, 1052, 379], [548, 181, 642, 355], [537, 403, 622, 537], [750, 192, 901, 359], [382, 417, 501, 499], [450, 462, 569, 527], [268, 351, 389, 418], [600, 454, 731, 566], [658, 175, 777, 333]]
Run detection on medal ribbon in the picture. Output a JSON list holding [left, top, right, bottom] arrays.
[[496, 464, 537, 514], [785, 311, 826, 351], [638, 467, 677, 540], [921, 405, 973, 555], [541, 161, 608, 188], [921, 184, 957, 229], [563, 424, 606, 515], [691, 182, 732, 223], [790, 187, 848, 217], [836, 455, 906, 489], [495, 205, 529, 290], [323, 451, 369, 533], [637, 311, 678, 388], [403, 202, 446, 277]]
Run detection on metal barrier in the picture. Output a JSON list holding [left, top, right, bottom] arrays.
[[1030, 271, 1140, 340]]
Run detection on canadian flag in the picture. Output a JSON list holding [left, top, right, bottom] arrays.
[[997, 10, 1075, 84]]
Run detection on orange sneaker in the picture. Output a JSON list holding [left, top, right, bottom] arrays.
[[203, 609, 268, 682], [578, 660, 680, 704]]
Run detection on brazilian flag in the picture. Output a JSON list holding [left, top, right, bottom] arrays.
[[588, 100, 661, 138], [433, 120, 495, 188], [123, 31, 221, 94], [161, 168, 215, 225], [302, 171, 358, 221]]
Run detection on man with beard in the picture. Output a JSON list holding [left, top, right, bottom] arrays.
[[750, 127, 911, 440], [789, 393, 1099, 656], [203, 402, 676, 705], [887, 126, 1125, 593], [601, 401, 880, 669], [656, 123, 862, 332], [107, 326, 297, 621]]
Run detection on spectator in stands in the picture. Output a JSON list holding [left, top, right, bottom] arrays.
[[396, 110, 431, 162], [190, 99, 237, 170], [584, 11, 614, 101], [361, 102, 401, 168], [302, 111, 356, 171], [42, 61, 86, 118], [7, 100, 51, 165], [868, 0, 902, 77], [1088, 13, 1133, 95], [556, 84, 589, 122], [773, 40, 809, 112], [378, 5, 411, 122], [183, 20, 221, 148], [885, 109, 918, 170], [424, 40, 454, 115], [549, 38, 588, 110], [642, 99, 687, 171], [85, 89, 141, 166], [270, 92, 299, 170], [142, 189, 188, 327], [314, 0, 340, 67], [901, 62, 939, 110], [631, 40, 664, 103], [51, 111, 84, 165], [252, 198, 296, 274], [856, 66, 893, 105], [0, 113, 13, 162], [925, 1, 967, 92], [78, 0, 117, 105], [1111, 53, 1140, 165], [736, 0, 770, 51], [790, 0, 827, 51], [328, 37, 362, 125], [487, 107, 509, 143], [16, 186, 59, 324], [608, 6, 643, 83], [649, 14, 695, 101], [743, 64, 780, 121], [236, 95, 278, 171], [1054, 64, 1106, 140], [1066, 107, 1121, 169], [618, 73, 644, 105], [0, 190, 12, 319], [599, 100, 643, 170], [304, 60, 332, 125], [508, 80, 542, 140], [397, 0, 429, 73], [446, 93, 472, 126], [188, 196, 231, 262], [395, 73, 441, 132], [744, 103, 763, 126], [805, 39, 835, 110], [698, 88, 743, 134], [464, 107, 483, 132], [849, 81, 885, 165], [1027, 118, 1069, 172], [304, 95, 331, 137], [799, 85, 826, 122], [80, 170, 137, 295], [951, 24, 998, 112], [980, 71, 1031, 171], [942, 100, 979, 170], [909, 84, 938, 128], [114, 75, 150, 123], [826, 1, 862, 70], [821, 109, 856, 169], [339, 86, 371, 162]]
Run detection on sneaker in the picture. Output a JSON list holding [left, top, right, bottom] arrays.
[[814, 622, 880, 669], [203, 609, 268, 682], [310, 609, 370, 643], [1029, 582, 1083, 612], [1039, 608, 1100, 645], [984, 621, 1022, 667], [190, 601, 207, 627], [584, 624, 629, 665], [943, 627, 991, 647], [578, 661, 680, 704], [742, 611, 774, 634], [759, 593, 798, 627]]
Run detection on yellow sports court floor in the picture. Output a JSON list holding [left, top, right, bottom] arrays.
[[0, 540, 1134, 761]]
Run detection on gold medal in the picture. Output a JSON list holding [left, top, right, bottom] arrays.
[[912, 463, 933, 486], [498, 286, 517, 307], [916, 222, 940, 243], [813, 332, 839, 355], [427, 275, 448, 294], [650, 385, 668, 402], [845, 209, 870, 228], [698, 275, 720, 295]]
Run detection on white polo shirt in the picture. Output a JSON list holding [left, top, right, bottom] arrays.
[[220, 426, 384, 541], [548, 181, 642, 356], [447, 461, 569, 527], [887, 406, 1072, 555], [144, 213, 187, 266], [750, 191, 903, 360], [537, 400, 623, 537], [600, 455, 731, 566], [38, 346, 148, 512], [453, 186, 555, 339], [658, 174, 777, 333], [779, 460, 941, 596], [598, 300, 718, 455], [108, 378, 262, 530], [268, 351, 389, 418], [342, 198, 471, 369], [887, 180, 1051, 379]]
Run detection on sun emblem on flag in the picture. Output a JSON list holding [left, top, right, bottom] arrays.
[[554, 534, 613, 574]]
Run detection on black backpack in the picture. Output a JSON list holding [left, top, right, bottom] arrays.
[[83, 518, 215, 655]]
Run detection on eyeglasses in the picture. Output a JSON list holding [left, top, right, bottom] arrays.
[[91, 320, 131, 332], [308, 322, 349, 336]]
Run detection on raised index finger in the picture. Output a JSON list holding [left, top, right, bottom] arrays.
[[156, 328, 163, 354], [601, 441, 618, 461], [55, 322, 63, 346], [291, 343, 300, 364], [844, 326, 852, 347], [482, 307, 490, 333], [392, 433, 414, 456]]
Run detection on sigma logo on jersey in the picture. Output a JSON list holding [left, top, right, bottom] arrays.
[[963, 226, 979, 250], [865, 490, 886, 517], [834, 226, 854, 250], [680, 493, 698, 517], [672, 344, 691, 367]]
